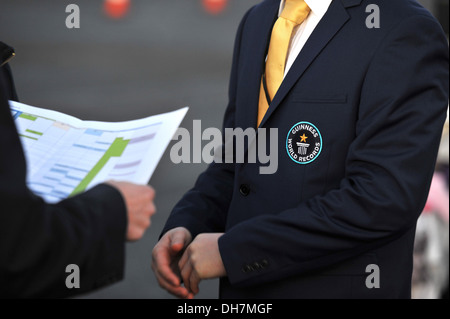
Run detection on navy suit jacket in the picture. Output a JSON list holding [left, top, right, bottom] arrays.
[[163, 0, 449, 298]]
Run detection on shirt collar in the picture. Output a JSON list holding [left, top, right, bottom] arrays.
[[279, 0, 333, 18]]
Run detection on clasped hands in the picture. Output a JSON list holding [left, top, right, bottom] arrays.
[[152, 227, 226, 299]]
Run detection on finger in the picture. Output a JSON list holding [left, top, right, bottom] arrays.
[[170, 231, 189, 253], [147, 202, 156, 217], [153, 267, 176, 290], [180, 259, 193, 294], [169, 286, 192, 299], [154, 263, 180, 288], [152, 255, 192, 299], [134, 214, 150, 230], [178, 247, 190, 272], [142, 203, 156, 228], [152, 245, 181, 287], [147, 185, 155, 200], [153, 268, 190, 298], [189, 270, 201, 296]]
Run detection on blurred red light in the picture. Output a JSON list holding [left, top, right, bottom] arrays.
[[104, 0, 130, 19], [202, 0, 228, 15]]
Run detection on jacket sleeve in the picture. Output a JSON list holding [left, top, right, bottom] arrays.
[[160, 8, 254, 238], [0, 67, 127, 298], [218, 14, 449, 287]]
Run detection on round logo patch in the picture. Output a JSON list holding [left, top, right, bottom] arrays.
[[286, 122, 323, 164]]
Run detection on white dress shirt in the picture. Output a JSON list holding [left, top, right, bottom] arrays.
[[279, 0, 333, 77]]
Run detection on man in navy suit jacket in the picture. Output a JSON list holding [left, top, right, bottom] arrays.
[[152, 0, 449, 299], [0, 42, 156, 298]]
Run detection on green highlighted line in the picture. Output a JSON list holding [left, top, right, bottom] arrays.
[[19, 134, 38, 141], [26, 129, 44, 136], [19, 113, 37, 121], [71, 137, 130, 196]]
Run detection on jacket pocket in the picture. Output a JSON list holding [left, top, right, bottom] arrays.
[[293, 94, 348, 104]]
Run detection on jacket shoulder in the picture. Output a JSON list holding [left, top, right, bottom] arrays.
[[359, 0, 440, 25]]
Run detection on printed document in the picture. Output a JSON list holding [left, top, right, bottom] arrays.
[[9, 100, 188, 203]]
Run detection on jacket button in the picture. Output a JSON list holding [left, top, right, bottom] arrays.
[[242, 264, 253, 273], [239, 184, 250, 196], [260, 259, 269, 269], [252, 262, 262, 270]]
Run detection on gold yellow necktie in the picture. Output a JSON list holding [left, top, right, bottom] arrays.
[[257, 0, 311, 127]]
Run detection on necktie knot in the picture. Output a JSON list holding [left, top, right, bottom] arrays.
[[280, 0, 311, 25]]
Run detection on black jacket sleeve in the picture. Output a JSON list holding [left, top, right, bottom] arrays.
[[0, 63, 127, 298]]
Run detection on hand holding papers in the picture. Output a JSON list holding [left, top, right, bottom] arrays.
[[10, 101, 188, 203]]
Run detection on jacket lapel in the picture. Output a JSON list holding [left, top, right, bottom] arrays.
[[258, 0, 352, 128], [240, 0, 279, 130]]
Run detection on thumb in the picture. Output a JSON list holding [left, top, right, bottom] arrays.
[[170, 229, 190, 253]]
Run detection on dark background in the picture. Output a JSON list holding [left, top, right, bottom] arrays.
[[0, 0, 447, 299]]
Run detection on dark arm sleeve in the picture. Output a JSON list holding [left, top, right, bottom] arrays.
[[0, 42, 19, 101], [0, 68, 127, 298]]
